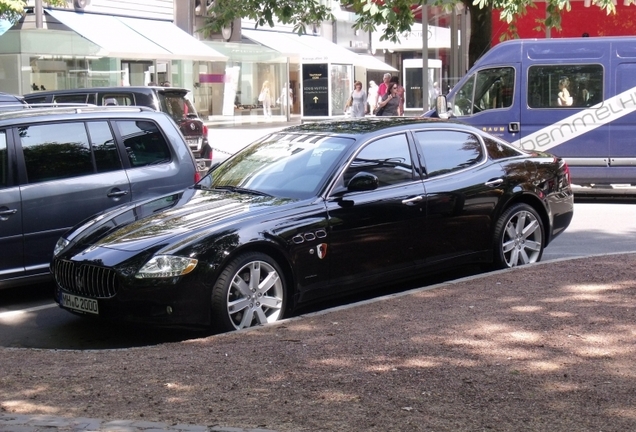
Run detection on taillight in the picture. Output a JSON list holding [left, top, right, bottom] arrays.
[[202, 124, 208, 135], [561, 160, 571, 186], [194, 171, 201, 183]]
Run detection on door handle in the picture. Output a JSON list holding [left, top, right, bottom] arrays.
[[107, 190, 129, 198], [485, 179, 504, 188], [0, 208, 18, 216], [402, 196, 423, 205], [509, 122, 520, 133]]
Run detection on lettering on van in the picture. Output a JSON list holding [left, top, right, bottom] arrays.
[[513, 86, 636, 152]]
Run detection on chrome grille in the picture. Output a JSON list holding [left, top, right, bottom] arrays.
[[54, 260, 119, 298]]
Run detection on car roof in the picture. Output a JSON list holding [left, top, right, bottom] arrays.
[[0, 105, 158, 125], [0, 92, 25, 103], [280, 117, 470, 137]]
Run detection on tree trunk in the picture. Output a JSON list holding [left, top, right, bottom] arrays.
[[465, 1, 492, 68]]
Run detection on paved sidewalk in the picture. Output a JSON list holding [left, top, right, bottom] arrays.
[[0, 414, 277, 432]]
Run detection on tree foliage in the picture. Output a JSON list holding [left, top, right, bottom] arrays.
[[0, 0, 66, 23], [202, 0, 335, 37]]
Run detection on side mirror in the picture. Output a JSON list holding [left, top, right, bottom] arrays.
[[347, 171, 379, 192], [436, 95, 451, 119]]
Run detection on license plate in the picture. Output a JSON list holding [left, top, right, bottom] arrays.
[[186, 138, 200, 148], [60, 292, 99, 315]]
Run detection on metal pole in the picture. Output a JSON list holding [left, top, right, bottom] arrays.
[[421, 2, 429, 112], [35, 0, 43, 29], [286, 57, 291, 121]]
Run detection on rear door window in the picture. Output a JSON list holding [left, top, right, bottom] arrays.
[[100, 94, 135, 106], [114, 120, 172, 167], [414, 130, 484, 178]]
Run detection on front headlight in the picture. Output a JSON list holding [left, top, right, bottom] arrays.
[[135, 255, 198, 279], [53, 238, 69, 256]]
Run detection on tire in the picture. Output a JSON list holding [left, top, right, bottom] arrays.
[[211, 252, 286, 332], [492, 203, 544, 269]]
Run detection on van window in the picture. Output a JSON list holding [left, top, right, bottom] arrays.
[[415, 131, 483, 178], [114, 120, 171, 168], [20, 123, 94, 183], [451, 67, 514, 116], [527, 64, 603, 108], [159, 93, 197, 122]]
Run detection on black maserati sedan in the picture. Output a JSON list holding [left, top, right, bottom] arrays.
[[51, 118, 574, 332]]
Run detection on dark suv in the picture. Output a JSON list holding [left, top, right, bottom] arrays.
[[23, 86, 212, 161], [0, 106, 200, 288]]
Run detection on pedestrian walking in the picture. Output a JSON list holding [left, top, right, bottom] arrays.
[[349, 80, 368, 118]]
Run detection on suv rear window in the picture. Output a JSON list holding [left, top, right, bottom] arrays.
[[158, 93, 197, 122]]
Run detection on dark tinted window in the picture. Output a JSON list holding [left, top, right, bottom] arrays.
[[87, 122, 122, 173], [483, 136, 523, 160], [54, 94, 91, 104], [344, 134, 414, 187], [115, 120, 171, 167], [20, 122, 94, 183], [527, 64, 603, 108], [415, 131, 483, 178], [0, 131, 7, 188]]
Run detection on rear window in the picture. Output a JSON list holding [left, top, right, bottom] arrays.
[[114, 120, 172, 168], [158, 92, 198, 122]]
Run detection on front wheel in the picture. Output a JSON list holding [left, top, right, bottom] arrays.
[[211, 252, 286, 332], [493, 204, 544, 269]]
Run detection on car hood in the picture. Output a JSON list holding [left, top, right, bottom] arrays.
[[68, 188, 295, 253]]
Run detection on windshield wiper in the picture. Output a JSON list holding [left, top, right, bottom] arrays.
[[213, 185, 273, 197]]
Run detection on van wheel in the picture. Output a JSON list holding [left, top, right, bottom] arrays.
[[211, 252, 286, 332], [493, 204, 544, 269]]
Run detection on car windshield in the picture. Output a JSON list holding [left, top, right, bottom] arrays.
[[197, 133, 354, 199]]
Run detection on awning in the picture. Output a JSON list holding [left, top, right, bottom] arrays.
[[357, 55, 398, 72], [242, 28, 395, 71], [45, 10, 226, 61], [118, 17, 226, 61]]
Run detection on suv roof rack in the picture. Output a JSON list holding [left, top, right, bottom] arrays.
[[0, 105, 154, 118]]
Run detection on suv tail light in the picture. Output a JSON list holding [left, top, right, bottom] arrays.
[[194, 172, 202, 183], [202, 124, 208, 135]]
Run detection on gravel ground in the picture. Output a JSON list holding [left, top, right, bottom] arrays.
[[1, 253, 636, 432]]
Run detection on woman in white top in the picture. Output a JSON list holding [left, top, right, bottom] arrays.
[[557, 77, 573, 107]]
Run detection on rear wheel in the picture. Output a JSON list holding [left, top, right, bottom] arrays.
[[493, 203, 544, 269], [211, 252, 286, 332]]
